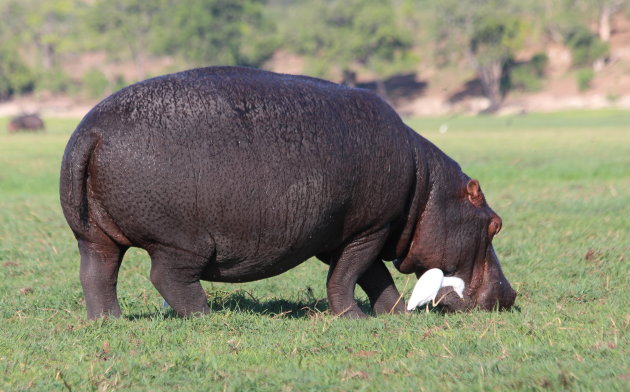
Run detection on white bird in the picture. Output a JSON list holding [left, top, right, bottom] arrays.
[[407, 269, 443, 311], [407, 268, 465, 311]]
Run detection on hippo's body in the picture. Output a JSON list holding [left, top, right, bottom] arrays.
[[60, 66, 515, 319]]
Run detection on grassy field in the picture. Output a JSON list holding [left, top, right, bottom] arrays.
[[0, 111, 628, 391]]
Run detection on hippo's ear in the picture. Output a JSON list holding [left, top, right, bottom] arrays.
[[466, 179, 484, 207]]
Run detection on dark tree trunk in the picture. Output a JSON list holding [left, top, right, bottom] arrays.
[[599, 3, 612, 42], [375, 78, 390, 103], [34, 35, 56, 70], [477, 60, 503, 113], [341, 69, 357, 87], [599, 1, 625, 42], [467, 44, 504, 113], [43, 43, 55, 70], [133, 50, 145, 81]]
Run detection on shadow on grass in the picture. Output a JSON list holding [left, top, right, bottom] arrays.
[[430, 303, 522, 315], [124, 294, 521, 320], [125, 290, 373, 321]]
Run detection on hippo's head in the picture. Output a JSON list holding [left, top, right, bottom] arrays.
[[394, 174, 516, 312]]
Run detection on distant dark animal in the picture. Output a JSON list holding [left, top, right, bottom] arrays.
[[60, 66, 516, 319], [8, 114, 45, 133]]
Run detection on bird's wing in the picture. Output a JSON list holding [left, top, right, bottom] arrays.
[[407, 269, 444, 310]]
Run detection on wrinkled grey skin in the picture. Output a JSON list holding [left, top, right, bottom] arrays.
[[60, 66, 516, 319]]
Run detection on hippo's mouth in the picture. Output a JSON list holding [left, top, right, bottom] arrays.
[[432, 286, 475, 312]]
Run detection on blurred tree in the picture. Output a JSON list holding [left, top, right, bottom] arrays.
[[588, 0, 628, 42], [286, 0, 415, 100], [0, 0, 81, 97], [470, 16, 527, 112], [534, 0, 612, 67], [0, 0, 627, 107], [86, 0, 168, 81], [156, 0, 277, 67], [22, 0, 80, 70], [0, 44, 36, 101], [540, 0, 629, 43], [565, 26, 610, 67], [0, 1, 36, 100], [432, 0, 527, 112]]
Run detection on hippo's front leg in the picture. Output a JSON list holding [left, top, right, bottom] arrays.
[[326, 227, 389, 318], [357, 260, 406, 315]]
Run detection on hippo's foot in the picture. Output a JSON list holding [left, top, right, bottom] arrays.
[[78, 238, 127, 320], [148, 245, 210, 317]]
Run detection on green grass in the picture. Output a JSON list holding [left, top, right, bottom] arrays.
[[1, 111, 629, 391]]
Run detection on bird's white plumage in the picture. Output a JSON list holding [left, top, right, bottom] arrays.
[[442, 276, 465, 298], [406, 268, 444, 310], [407, 269, 467, 311]]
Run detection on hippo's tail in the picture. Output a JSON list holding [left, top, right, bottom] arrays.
[[59, 127, 101, 236]]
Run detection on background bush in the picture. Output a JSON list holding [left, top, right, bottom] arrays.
[[36, 68, 74, 94], [565, 26, 609, 67], [82, 68, 109, 99], [0, 46, 36, 101], [506, 53, 549, 92], [576, 68, 595, 91]]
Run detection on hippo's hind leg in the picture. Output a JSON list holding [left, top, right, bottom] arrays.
[[357, 260, 406, 315], [78, 238, 127, 319], [148, 245, 210, 317]]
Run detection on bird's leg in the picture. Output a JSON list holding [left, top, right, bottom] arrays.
[[433, 292, 449, 307]]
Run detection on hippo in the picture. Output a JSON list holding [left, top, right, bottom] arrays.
[[60, 66, 516, 319], [8, 113, 45, 133]]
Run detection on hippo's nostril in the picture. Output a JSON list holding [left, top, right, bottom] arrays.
[[506, 289, 517, 308], [495, 288, 517, 310]]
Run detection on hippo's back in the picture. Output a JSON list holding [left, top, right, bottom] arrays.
[[64, 67, 415, 281]]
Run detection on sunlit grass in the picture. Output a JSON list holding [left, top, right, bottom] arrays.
[[0, 113, 628, 391]]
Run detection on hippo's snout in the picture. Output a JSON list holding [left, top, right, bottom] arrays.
[[432, 245, 516, 313], [471, 246, 516, 311], [474, 280, 516, 310], [434, 282, 516, 313]]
